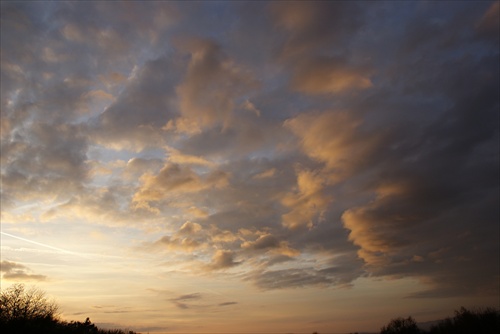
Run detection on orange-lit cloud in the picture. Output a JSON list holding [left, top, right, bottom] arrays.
[[476, 1, 500, 36], [241, 234, 300, 257], [133, 163, 229, 211], [280, 169, 331, 230], [149, 221, 207, 253], [285, 111, 381, 176], [292, 57, 372, 94], [206, 250, 241, 270]]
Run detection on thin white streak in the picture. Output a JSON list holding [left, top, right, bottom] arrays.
[[1, 232, 130, 262], [1, 231, 89, 258]]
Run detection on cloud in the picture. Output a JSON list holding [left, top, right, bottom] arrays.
[[337, 59, 499, 296], [165, 147, 215, 167], [132, 163, 229, 212], [291, 57, 372, 95], [0, 261, 47, 281], [206, 250, 241, 271], [168, 292, 238, 311], [270, 1, 364, 57], [342, 177, 499, 296], [280, 168, 332, 230], [241, 234, 300, 257], [243, 248, 365, 290], [1, 122, 89, 206], [253, 168, 276, 179], [91, 305, 134, 314], [154, 235, 203, 253], [38, 183, 162, 228], [1, 0, 498, 307], [277, 0, 498, 297], [90, 56, 181, 151], [247, 268, 332, 290], [99, 71, 127, 89], [174, 293, 202, 301], [178, 221, 202, 235], [476, 1, 500, 41], [284, 111, 384, 176], [176, 114, 287, 160], [123, 157, 164, 180], [242, 234, 280, 250], [150, 221, 206, 252], [170, 293, 203, 309], [173, 38, 257, 133]]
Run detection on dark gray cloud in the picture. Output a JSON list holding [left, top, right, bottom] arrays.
[[0, 261, 47, 281], [89, 55, 182, 150], [244, 251, 365, 291], [1, 122, 89, 207], [336, 1, 499, 297], [169, 293, 203, 309], [270, 1, 365, 58], [174, 293, 202, 301], [247, 268, 332, 290]]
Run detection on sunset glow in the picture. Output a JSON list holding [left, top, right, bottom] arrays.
[[1, 1, 499, 333]]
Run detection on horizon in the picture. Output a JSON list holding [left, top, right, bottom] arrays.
[[1, 1, 499, 334]]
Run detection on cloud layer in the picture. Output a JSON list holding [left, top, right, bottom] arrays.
[[1, 0, 498, 322]]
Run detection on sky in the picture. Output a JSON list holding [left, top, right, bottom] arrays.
[[0, 1, 499, 333]]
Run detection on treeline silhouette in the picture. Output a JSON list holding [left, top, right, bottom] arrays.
[[0, 284, 138, 334], [2, 284, 499, 334], [380, 306, 500, 334]]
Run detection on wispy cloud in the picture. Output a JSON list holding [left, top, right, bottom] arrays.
[[170, 293, 203, 309]]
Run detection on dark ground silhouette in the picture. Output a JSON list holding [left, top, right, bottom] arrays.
[[2, 284, 499, 334], [379, 307, 500, 334]]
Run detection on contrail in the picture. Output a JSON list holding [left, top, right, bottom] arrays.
[[1, 231, 88, 258], [1, 231, 129, 261]]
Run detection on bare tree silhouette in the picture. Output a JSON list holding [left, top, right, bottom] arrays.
[[380, 316, 420, 334], [428, 307, 500, 334], [0, 283, 59, 323], [0, 284, 138, 334]]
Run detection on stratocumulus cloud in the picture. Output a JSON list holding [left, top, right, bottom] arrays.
[[0, 261, 47, 281], [1, 1, 498, 332]]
